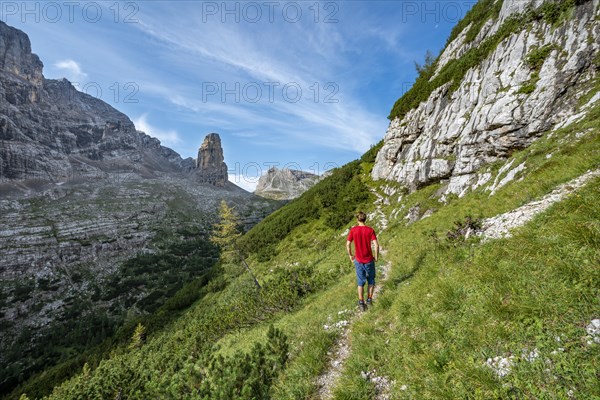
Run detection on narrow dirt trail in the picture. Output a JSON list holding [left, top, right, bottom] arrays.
[[316, 188, 395, 399], [315, 258, 392, 399]]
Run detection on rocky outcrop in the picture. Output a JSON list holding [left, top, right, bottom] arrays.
[[194, 133, 228, 186], [372, 0, 600, 196], [0, 21, 193, 186], [254, 167, 319, 200], [0, 21, 43, 87]]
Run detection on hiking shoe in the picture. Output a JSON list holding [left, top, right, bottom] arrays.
[[358, 300, 367, 311], [366, 298, 373, 306]]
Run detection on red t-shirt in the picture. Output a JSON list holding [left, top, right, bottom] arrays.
[[347, 225, 377, 263]]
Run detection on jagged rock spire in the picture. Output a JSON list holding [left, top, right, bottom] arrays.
[[195, 133, 228, 186]]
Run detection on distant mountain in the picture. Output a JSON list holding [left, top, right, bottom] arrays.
[[254, 167, 320, 200], [0, 21, 197, 187]]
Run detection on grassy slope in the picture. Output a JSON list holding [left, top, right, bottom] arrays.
[[204, 99, 600, 399], [332, 109, 600, 398]]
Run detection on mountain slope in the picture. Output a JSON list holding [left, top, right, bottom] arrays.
[[7, 0, 599, 399], [0, 21, 193, 185], [0, 21, 281, 396]]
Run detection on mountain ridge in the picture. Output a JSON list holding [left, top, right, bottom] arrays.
[[0, 20, 197, 188], [254, 167, 320, 200], [0, 20, 281, 395]]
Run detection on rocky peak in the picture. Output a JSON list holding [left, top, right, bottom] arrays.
[[0, 21, 195, 187], [195, 133, 228, 186], [254, 167, 319, 200], [0, 21, 43, 86]]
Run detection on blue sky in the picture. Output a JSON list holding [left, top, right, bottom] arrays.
[[2, 1, 475, 191]]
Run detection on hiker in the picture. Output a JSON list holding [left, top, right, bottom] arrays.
[[346, 211, 379, 311]]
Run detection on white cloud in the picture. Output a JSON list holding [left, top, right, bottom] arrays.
[[54, 59, 88, 83], [131, 11, 386, 155], [132, 113, 181, 146], [228, 173, 259, 192]]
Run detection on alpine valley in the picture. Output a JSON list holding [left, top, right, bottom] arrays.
[[0, 20, 280, 396], [2, 0, 600, 398]]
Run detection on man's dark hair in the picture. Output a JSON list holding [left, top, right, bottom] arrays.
[[356, 211, 367, 222]]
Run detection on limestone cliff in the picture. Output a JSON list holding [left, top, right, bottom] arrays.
[[0, 20, 195, 186], [372, 0, 599, 196], [254, 167, 320, 200]]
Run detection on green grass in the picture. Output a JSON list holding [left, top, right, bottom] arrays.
[[335, 177, 600, 399], [328, 103, 600, 399]]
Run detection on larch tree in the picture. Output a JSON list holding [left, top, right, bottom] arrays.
[[211, 200, 261, 289]]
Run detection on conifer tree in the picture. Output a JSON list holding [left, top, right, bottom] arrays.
[[211, 200, 261, 289], [129, 323, 146, 349], [211, 200, 242, 263]]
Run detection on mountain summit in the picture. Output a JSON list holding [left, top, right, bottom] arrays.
[[0, 20, 194, 189], [254, 167, 320, 200]]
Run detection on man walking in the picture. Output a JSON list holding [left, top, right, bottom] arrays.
[[346, 211, 379, 311]]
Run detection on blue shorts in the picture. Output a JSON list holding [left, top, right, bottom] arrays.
[[354, 260, 376, 286]]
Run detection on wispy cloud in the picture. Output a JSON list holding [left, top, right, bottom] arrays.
[[54, 59, 88, 83], [10, 0, 471, 169], [130, 8, 386, 154], [133, 113, 181, 146]]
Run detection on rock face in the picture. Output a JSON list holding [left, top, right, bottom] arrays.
[[254, 167, 320, 200], [195, 133, 228, 186], [0, 21, 195, 186], [372, 0, 600, 196]]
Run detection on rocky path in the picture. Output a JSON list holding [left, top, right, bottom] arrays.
[[315, 259, 393, 400], [480, 168, 600, 239], [317, 189, 394, 399]]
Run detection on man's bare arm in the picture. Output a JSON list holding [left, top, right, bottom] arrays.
[[372, 239, 379, 262], [346, 240, 354, 262]]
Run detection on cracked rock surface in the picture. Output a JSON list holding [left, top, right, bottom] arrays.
[[373, 0, 599, 196]]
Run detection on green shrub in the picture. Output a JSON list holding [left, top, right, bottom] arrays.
[[525, 44, 558, 70], [197, 326, 288, 399]]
